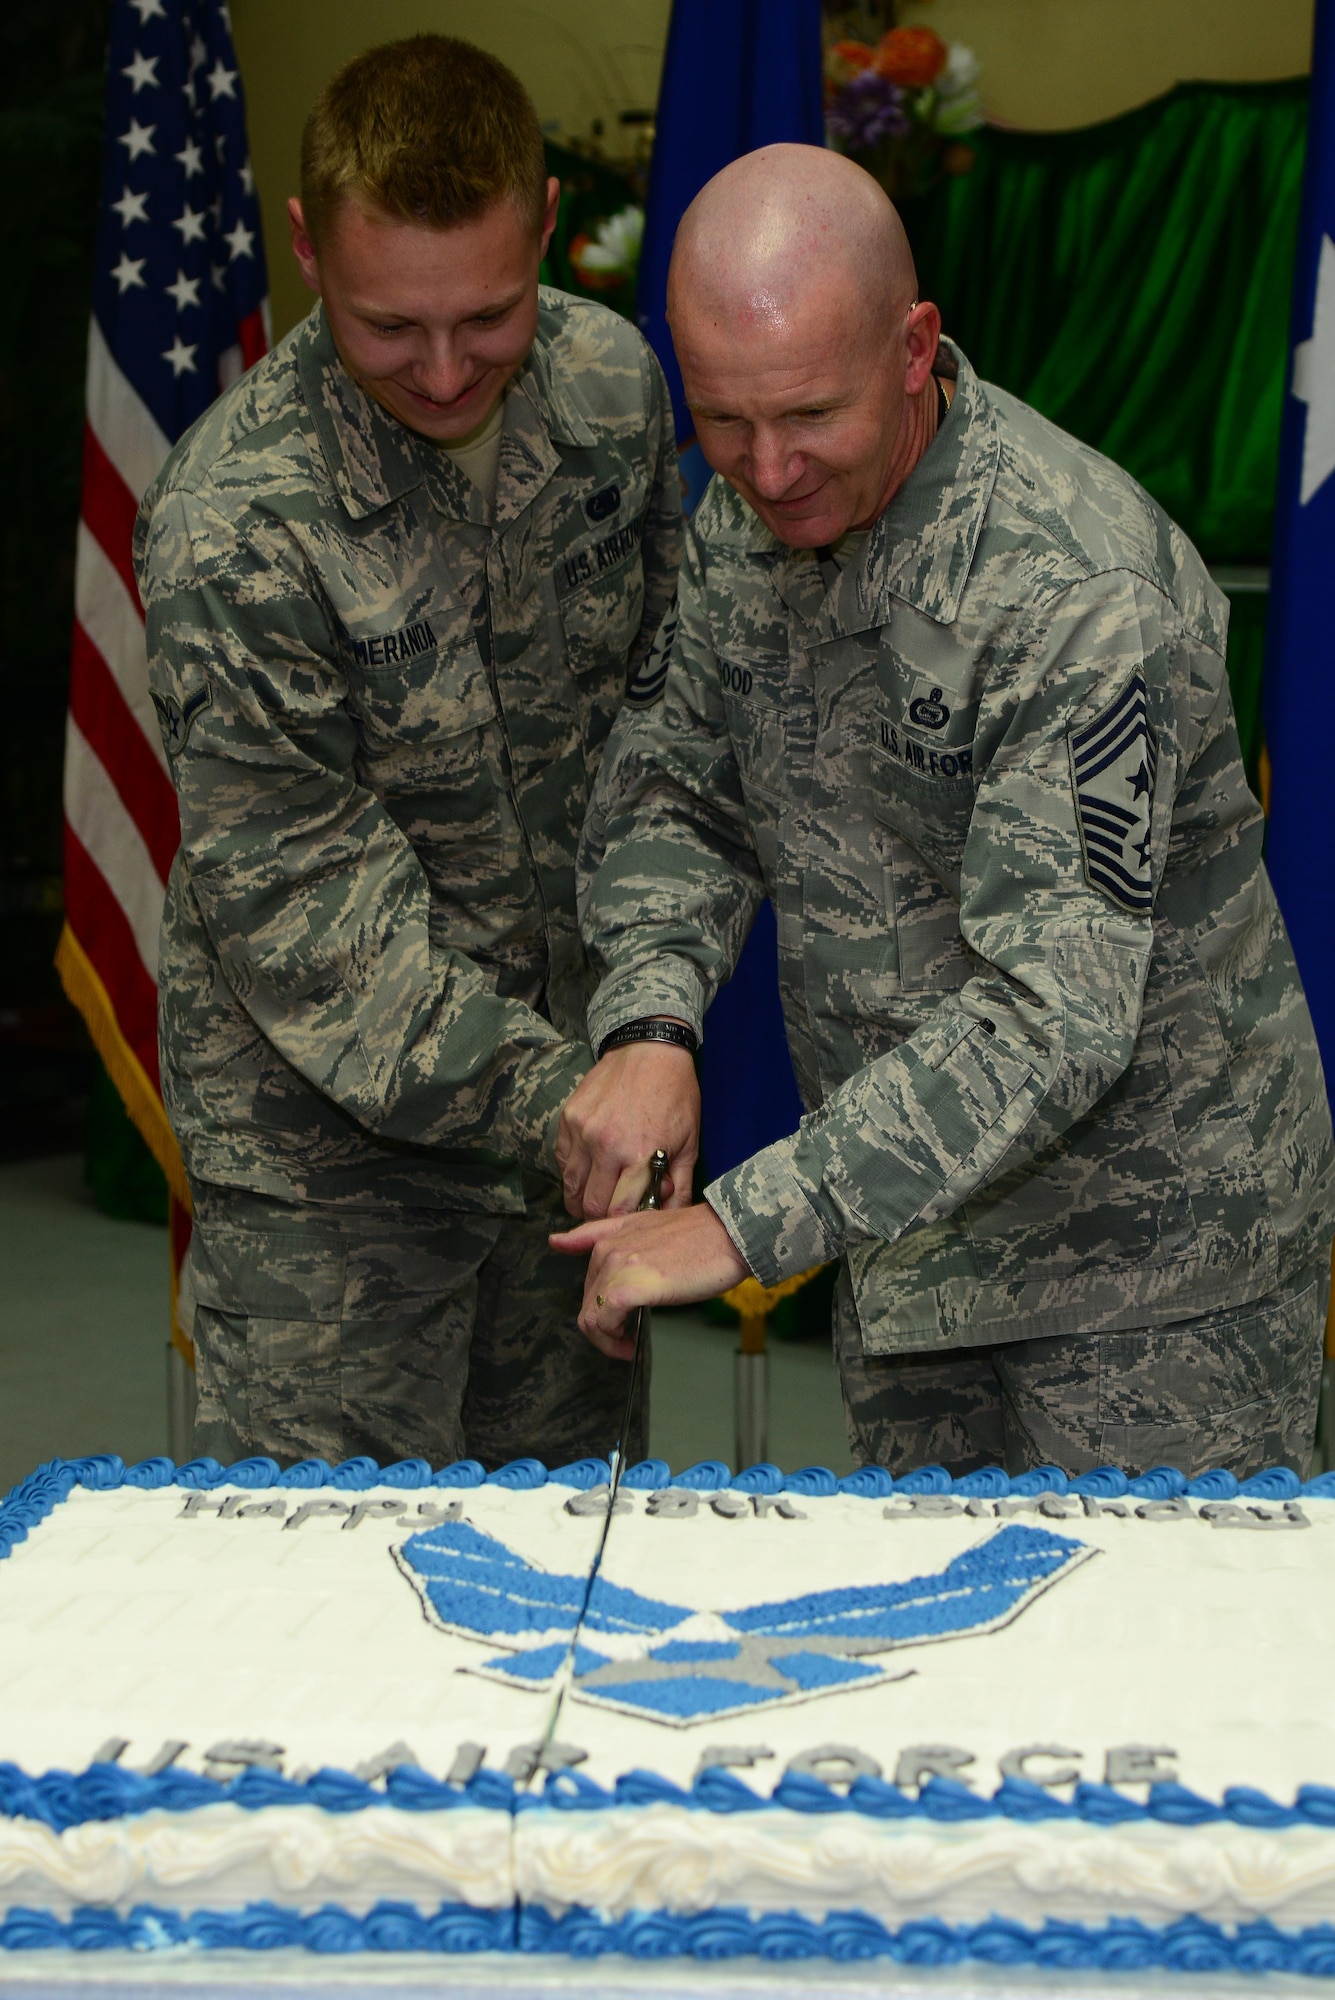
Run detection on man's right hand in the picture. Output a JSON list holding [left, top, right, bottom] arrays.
[[556, 1040, 700, 1219]]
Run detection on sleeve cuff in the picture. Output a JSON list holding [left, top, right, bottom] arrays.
[[585, 957, 708, 1058], [495, 1039, 594, 1179], [705, 1133, 843, 1285]]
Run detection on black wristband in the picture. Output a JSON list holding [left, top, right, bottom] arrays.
[[597, 1018, 698, 1061]]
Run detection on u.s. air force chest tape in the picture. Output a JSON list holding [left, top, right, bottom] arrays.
[[1068, 670, 1158, 915], [554, 482, 648, 601], [879, 680, 976, 783]]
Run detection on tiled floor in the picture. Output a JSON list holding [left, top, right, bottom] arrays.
[[0, 1154, 851, 1495]]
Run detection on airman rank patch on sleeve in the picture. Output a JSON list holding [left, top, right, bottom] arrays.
[[1068, 671, 1157, 914], [151, 683, 212, 759], [626, 594, 678, 708]]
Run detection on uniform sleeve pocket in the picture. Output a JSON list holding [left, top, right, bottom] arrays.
[[919, 1015, 1037, 1160]]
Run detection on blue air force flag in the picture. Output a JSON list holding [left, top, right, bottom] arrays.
[[1069, 673, 1158, 914], [1265, 0, 1335, 1100]]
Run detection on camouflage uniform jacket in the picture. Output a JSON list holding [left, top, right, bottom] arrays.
[[136, 291, 681, 1211], [582, 345, 1335, 1351]]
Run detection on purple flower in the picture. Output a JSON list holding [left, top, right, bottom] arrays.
[[827, 72, 910, 151]]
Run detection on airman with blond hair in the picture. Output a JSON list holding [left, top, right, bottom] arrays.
[[135, 36, 680, 1471]]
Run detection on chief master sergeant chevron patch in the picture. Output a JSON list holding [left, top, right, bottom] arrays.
[[1069, 671, 1157, 913]]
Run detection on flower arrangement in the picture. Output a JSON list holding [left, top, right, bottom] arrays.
[[569, 204, 645, 292], [824, 8, 983, 203]]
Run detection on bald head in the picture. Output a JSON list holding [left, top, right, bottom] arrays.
[[664, 144, 941, 549], [668, 144, 916, 348]]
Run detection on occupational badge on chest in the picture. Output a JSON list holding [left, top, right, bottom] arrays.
[[878, 678, 976, 781], [1068, 672, 1157, 914]]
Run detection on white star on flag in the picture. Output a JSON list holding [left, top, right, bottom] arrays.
[[1293, 233, 1335, 506], [119, 117, 156, 161], [127, 0, 166, 18], [176, 138, 204, 178], [173, 204, 206, 244], [165, 269, 202, 310], [189, 33, 208, 69], [162, 336, 198, 377], [206, 59, 238, 100], [239, 160, 255, 195], [111, 186, 149, 227], [121, 51, 159, 93], [224, 219, 255, 261], [110, 253, 147, 294]]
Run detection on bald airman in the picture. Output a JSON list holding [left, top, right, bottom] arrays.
[[553, 144, 1335, 1480]]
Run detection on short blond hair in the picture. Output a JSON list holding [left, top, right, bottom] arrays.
[[300, 35, 548, 246]]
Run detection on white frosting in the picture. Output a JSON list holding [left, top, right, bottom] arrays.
[[516, 1807, 1335, 1931], [0, 1483, 602, 1777], [2, 1477, 1335, 1940], [569, 1494, 1335, 1804], [0, 1805, 510, 1915]]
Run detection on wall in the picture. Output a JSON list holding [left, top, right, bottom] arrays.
[[231, 0, 671, 339], [899, 0, 1314, 131], [234, 0, 1314, 341]]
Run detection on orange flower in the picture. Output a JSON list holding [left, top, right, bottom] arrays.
[[873, 27, 948, 88], [825, 38, 877, 89]]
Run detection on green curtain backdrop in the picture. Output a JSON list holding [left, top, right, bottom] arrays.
[[903, 80, 1308, 787]]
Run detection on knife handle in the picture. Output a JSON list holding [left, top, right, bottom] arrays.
[[642, 1148, 670, 1212]]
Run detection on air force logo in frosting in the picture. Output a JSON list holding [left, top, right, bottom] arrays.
[[392, 1521, 1090, 1726]]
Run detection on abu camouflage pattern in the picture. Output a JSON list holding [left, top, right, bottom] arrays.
[[833, 1260, 1329, 1480], [136, 291, 680, 1210], [581, 344, 1335, 1355], [188, 1178, 645, 1473]]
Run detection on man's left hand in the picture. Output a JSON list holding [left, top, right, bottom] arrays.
[[550, 1204, 750, 1359]]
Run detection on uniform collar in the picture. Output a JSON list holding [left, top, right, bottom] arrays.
[[297, 304, 427, 521], [297, 293, 598, 527], [516, 292, 601, 449], [773, 341, 1000, 641]]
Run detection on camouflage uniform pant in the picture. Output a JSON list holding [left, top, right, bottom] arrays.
[[186, 1180, 645, 1473], [835, 1262, 1329, 1480]]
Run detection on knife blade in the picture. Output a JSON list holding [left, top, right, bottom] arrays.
[[607, 1145, 668, 1500], [530, 1148, 671, 1776]]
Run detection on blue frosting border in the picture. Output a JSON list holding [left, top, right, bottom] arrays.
[[1, 1452, 1333, 1840], [5, 1448, 1331, 1536], [2, 1901, 1335, 1974], [520, 1905, 1335, 1976]]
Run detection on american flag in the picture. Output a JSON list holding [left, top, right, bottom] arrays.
[[55, 0, 268, 1351]]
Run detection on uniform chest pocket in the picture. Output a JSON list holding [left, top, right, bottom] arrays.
[[871, 739, 979, 994], [722, 659, 787, 797], [560, 550, 646, 770], [560, 544, 646, 679], [722, 665, 787, 892], [347, 641, 496, 798]]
